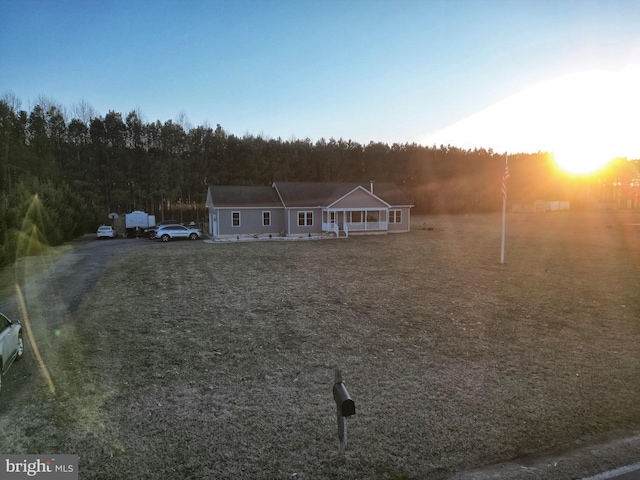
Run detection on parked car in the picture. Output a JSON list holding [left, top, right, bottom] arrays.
[[0, 312, 24, 394], [154, 224, 203, 242], [145, 220, 179, 239], [96, 225, 117, 239]]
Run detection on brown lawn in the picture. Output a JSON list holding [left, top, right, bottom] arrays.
[[1, 211, 639, 479]]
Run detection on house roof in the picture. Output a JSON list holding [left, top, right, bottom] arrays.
[[273, 182, 353, 207], [207, 182, 413, 208], [273, 182, 413, 207], [359, 182, 413, 206], [207, 185, 282, 207]]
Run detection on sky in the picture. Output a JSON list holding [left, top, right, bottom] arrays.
[[2, 0, 640, 168]]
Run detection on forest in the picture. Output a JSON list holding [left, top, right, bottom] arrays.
[[1, 94, 639, 267]]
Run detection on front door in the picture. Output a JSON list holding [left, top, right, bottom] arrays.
[[337, 211, 346, 234], [329, 211, 337, 230]]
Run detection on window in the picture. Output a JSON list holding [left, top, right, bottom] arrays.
[[389, 209, 402, 224], [232, 211, 241, 227], [262, 211, 271, 226], [0, 314, 10, 331], [330, 212, 336, 224], [298, 211, 313, 226], [351, 211, 362, 222]]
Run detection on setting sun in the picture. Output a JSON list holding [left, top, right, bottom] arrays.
[[552, 146, 613, 175], [546, 69, 636, 174]]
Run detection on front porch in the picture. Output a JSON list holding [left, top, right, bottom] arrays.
[[322, 209, 388, 237]]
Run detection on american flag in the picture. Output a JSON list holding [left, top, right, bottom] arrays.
[[501, 155, 509, 199]]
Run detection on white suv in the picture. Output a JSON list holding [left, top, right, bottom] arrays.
[[155, 225, 202, 242]]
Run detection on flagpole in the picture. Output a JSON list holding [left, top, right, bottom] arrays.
[[500, 154, 508, 264]]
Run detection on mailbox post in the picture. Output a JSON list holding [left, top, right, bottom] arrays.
[[333, 367, 355, 455]]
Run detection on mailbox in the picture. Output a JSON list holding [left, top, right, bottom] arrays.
[[333, 382, 356, 417]]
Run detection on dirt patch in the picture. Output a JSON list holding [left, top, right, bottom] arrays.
[[0, 213, 639, 479]]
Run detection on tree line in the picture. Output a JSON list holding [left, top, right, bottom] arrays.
[[1, 95, 639, 266]]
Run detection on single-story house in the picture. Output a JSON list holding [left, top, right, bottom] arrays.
[[205, 181, 414, 240]]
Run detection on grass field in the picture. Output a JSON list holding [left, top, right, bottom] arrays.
[[1, 212, 640, 479]]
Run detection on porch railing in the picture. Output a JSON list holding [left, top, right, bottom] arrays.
[[346, 221, 387, 231]]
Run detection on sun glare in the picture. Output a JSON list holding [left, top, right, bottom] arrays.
[[545, 70, 635, 175], [419, 66, 640, 167], [552, 146, 612, 175]]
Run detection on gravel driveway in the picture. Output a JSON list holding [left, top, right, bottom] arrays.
[[1, 237, 148, 316], [0, 236, 150, 398]]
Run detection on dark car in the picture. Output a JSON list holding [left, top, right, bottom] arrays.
[[0, 312, 24, 394], [145, 220, 179, 239]]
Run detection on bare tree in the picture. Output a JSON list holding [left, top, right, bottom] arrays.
[[175, 110, 192, 132], [71, 98, 97, 126], [1, 92, 22, 112], [32, 94, 62, 115]]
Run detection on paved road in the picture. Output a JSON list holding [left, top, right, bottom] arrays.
[[583, 463, 640, 480], [452, 441, 640, 480]]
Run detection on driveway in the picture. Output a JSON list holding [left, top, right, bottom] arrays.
[[1, 237, 149, 315], [0, 236, 150, 399]]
